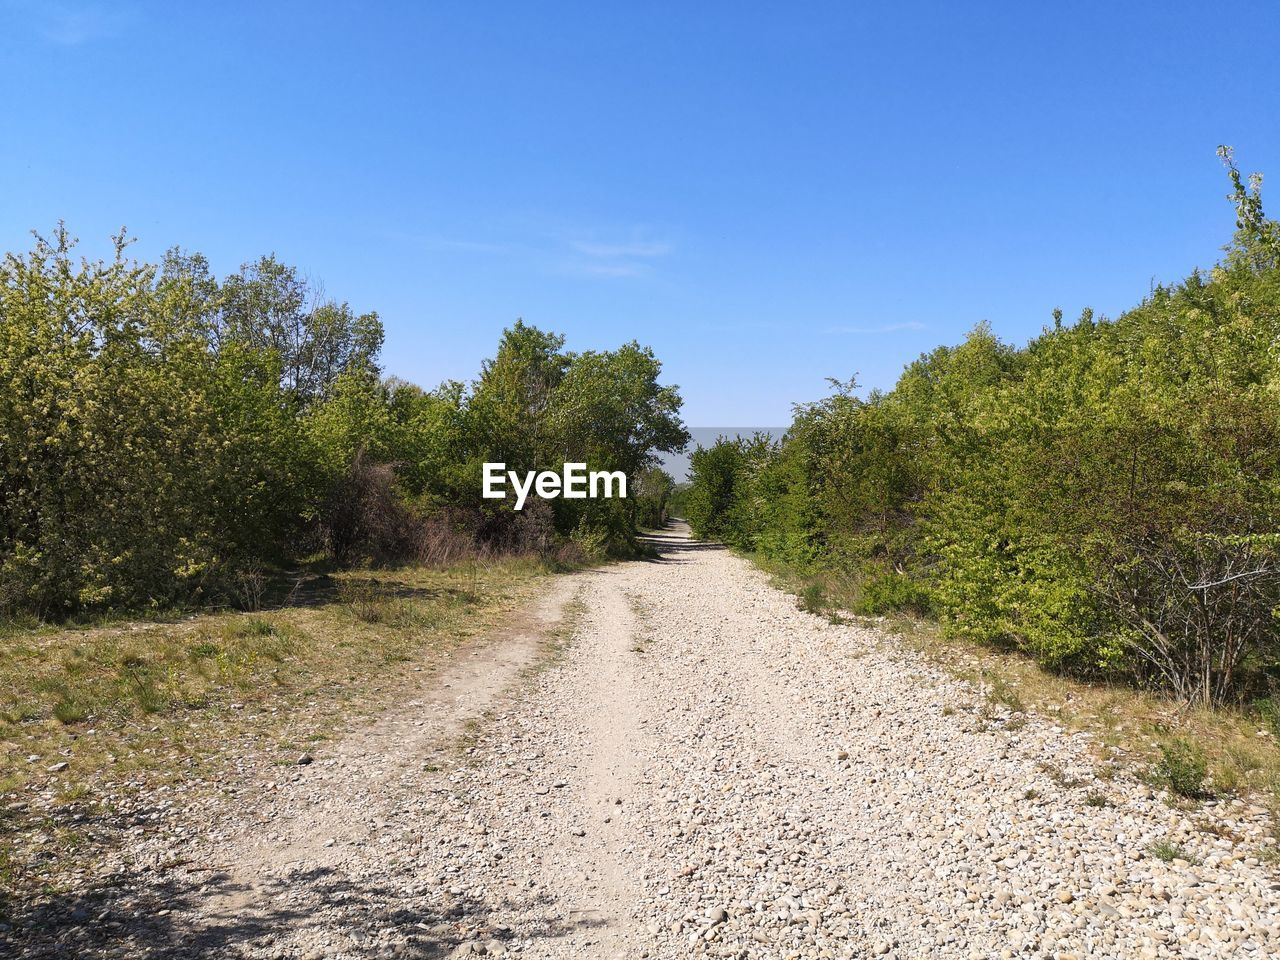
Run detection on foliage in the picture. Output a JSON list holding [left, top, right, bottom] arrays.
[[1153, 739, 1210, 798], [0, 232, 688, 619], [685, 156, 1280, 706], [633, 467, 677, 529], [0, 227, 315, 616]]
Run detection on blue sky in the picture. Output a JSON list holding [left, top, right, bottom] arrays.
[[3, 1, 1278, 424]]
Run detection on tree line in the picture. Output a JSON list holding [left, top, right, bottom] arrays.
[[685, 152, 1280, 707], [0, 227, 686, 619]]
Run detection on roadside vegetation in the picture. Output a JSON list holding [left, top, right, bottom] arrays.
[[0, 230, 685, 622], [0, 226, 684, 899], [0, 554, 557, 896], [685, 152, 1280, 807]]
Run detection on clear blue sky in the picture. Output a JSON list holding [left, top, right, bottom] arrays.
[[3, 1, 1278, 424]]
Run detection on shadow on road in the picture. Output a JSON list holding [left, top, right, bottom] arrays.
[[636, 523, 724, 565], [2, 859, 603, 958]]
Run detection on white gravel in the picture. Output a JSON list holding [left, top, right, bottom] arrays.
[[11, 524, 1280, 959]]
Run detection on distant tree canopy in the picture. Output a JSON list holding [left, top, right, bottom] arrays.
[[0, 230, 686, 618], [685, 154, 1280, 707]]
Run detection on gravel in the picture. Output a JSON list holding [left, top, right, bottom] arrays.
[[7, 524, 1279, 959]]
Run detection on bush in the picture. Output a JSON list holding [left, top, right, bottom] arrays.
[[0, 233, 689, 619], [853, 565, 931, 616], [684, 158, 1280, 706], [1153, 739, 1210, 798], [633, 467, 676, 528], [319, 451, 417, 566]]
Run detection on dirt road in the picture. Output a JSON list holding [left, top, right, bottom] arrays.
[[11, 525, 1280, 959]]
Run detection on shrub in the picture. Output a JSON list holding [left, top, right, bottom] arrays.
[[319, 451, 417, 566], [684, 158, 1280, 706], [853, 565, 931, 616], [798, 582, 827, 616], [0, 234, 689, 622], [1154, 739, 1210, 798]]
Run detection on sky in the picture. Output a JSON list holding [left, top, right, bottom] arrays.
[[3, 1, 1279, 425]]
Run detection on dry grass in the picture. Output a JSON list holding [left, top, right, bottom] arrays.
[[0, 555, 561, 891], [756, 557, 1280, 818]]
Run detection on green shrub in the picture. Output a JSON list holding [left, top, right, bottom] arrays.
[[1, 234, 688, 622], [853, 566, 931, 616], [797, 582, 827, 616], [684, 158, 1280, 706], [1154, 739, 1210, 798]]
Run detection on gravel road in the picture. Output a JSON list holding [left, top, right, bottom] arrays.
[[12, 524, 1280, 959]]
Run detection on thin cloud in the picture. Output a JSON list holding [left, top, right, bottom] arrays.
[[387, 223, 675, 280], [562, 231, 673, 280], [15, 1, 132, 45], [563, 261, 649, 278], [824, 321, 927, 334], [571, 240, 671, 259]]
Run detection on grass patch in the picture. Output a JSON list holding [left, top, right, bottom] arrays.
[[1148, 839, 1201, 864], [0, 553, 567, 896]]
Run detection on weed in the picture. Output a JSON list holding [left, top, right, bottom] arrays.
[[1083, 789, 1108, 808], [1, 701, 40, 724], [1037, 761, 1085, 789], [798, 582, 827, 616], [58, 783, 91, 803], [229, 617, 275, 638], [53, 697, 89, 725], [188, 640, 220, 660], [986, 676, 1025, 714], [1148, 840, 1199, 864], [1153, 739, 1210, 799]]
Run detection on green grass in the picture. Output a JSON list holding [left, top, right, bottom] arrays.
[[1153, 739, 1211, 799], [0, 554, 565, 896], [1148, 840, 1200, 864]]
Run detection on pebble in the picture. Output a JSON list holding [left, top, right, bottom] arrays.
[[14, 526, 1279, 960]]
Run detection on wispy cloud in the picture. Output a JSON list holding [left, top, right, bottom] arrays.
[[11, 1, 132, 45], [571, 239, 671, 259], [824, 321, 927, 334], [562, 232, 672, 279], [388, 223, 675, 280], [568, 261, 648, 278]]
